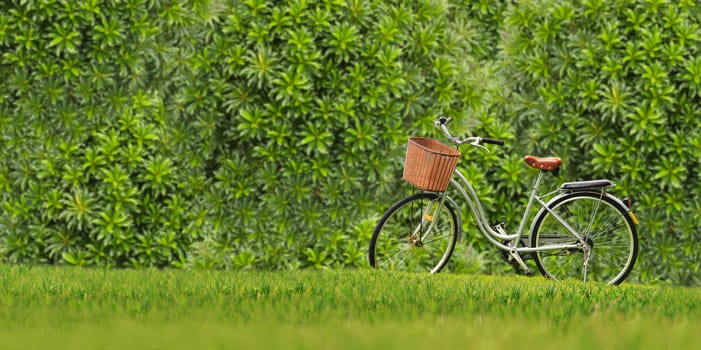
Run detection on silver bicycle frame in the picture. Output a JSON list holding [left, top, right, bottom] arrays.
[[445, 168, 583, 254]]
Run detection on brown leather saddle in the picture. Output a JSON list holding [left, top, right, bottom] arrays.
[[524, 155, 561, 171]]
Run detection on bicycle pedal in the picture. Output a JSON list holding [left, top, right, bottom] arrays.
[[500, 249, 516, 264]]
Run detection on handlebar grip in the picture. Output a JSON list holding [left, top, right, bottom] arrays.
[[481, 138, 504, 146]]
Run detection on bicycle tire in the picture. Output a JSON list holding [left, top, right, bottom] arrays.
[[368, 193, 459, 273], [530, 192, 638, 285]]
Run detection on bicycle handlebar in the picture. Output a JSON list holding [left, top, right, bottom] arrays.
[[434, 117, 504, 147], [481, 138, 505, 146]]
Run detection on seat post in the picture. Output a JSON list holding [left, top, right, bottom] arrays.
[[515, 170, 545, 236], [532, 170, 545, 193]]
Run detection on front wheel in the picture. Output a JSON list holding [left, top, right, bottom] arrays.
[[369, 193, 459, 273], [530, 192, 638, 285]]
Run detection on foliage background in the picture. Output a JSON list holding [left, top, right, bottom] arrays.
[[0, 0, 698, 285], [497, 0, 701, 285]]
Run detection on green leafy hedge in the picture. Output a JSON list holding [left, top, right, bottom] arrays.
[[182, 0, 504, 269], [2, 0, 699, 285], [0, 1, 501, 270], [498, 0, 701, 284], [0, 1, 216, 267]]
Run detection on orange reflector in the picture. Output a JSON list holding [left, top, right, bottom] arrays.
[[629, 211, 639, 226], [425, 215, 434, 221]]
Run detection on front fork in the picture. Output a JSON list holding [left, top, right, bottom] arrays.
[[411, 193, 449, 246]]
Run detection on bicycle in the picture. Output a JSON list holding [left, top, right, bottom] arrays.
[[368, 117, 639, 285]]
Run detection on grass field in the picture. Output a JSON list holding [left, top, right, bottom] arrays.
[[0, 265, 699, 349]]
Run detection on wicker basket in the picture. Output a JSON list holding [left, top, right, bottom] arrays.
[[402, 137, 460, 192]]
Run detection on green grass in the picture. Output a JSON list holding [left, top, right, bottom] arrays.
[[0, 265, 699, 349]]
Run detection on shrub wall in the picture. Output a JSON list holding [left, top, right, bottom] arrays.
[[2, 0, 699, 285], [0, 1, 221, 267], [0, 0, 502, 270], [498, 0, 701, 284], [180, 0, 505, 269]]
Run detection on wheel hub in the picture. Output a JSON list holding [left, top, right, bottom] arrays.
[[408, 236, 423, 247]]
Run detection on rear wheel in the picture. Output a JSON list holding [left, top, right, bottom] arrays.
[[369, 193, 459, 273], [530, 192, 638, 285]]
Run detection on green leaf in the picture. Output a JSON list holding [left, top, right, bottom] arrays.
[[653, 158, 687, 190], [299, 122, 333, 155], [48, 23, 81, 55]]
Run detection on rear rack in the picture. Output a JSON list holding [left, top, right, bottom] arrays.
[[560, 179, 613, 190]]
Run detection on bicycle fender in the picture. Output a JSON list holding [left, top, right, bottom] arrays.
[[607, 193, 640, 226]]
